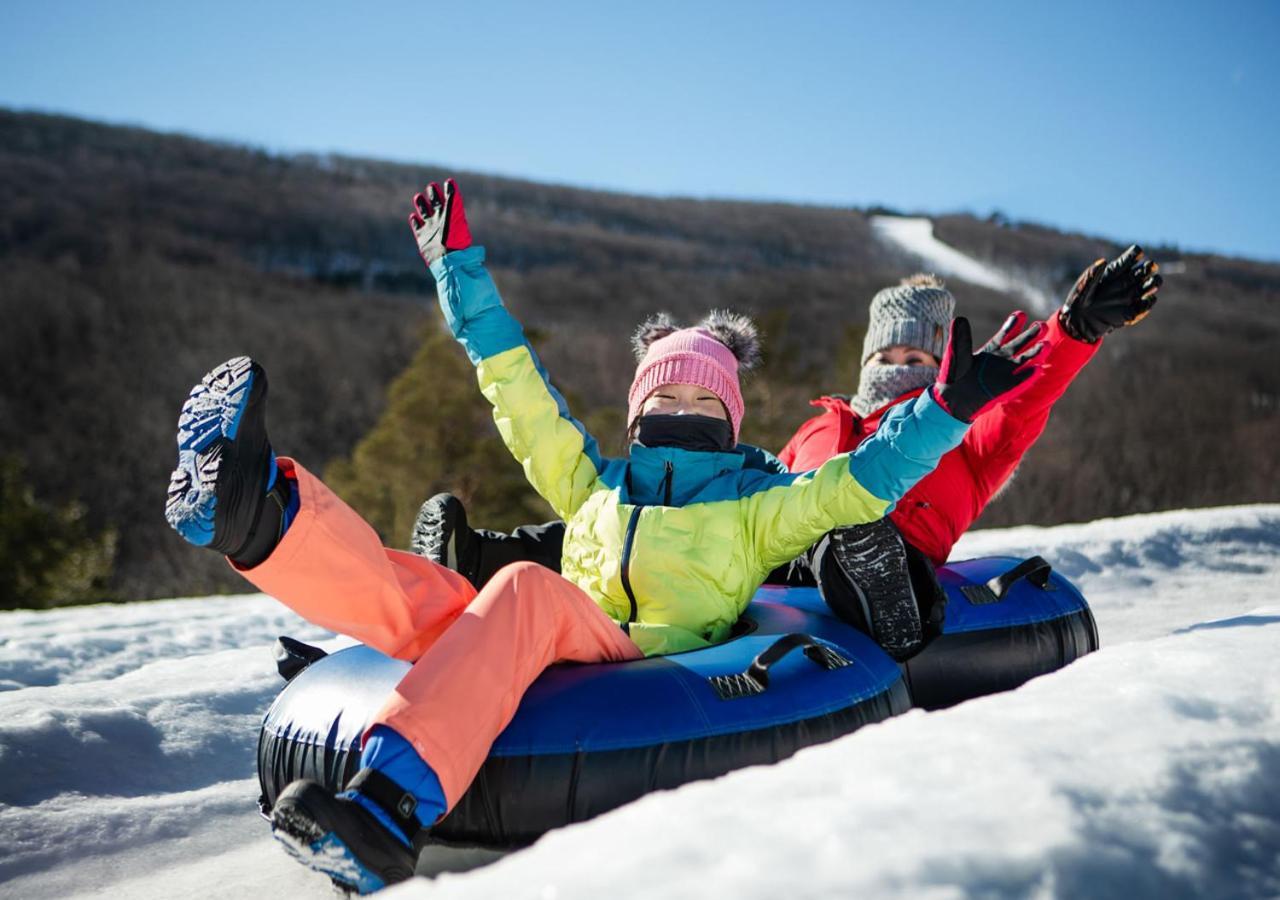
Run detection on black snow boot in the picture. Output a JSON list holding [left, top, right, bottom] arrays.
[[164, 356, 288, 567], [410, 492, 479, 583], [823, 520, 923, 661], [270, 776, 425, 894]]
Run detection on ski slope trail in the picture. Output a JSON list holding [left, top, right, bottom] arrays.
[[1, 505, 1277, 899], [871, 215, 1056, 315]]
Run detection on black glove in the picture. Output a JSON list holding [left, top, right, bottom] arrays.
[[409, 178, 473, 266], [932, 313, 1045, 423], [1059, 245, 1162, 343]]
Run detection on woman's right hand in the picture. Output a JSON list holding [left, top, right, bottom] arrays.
[[1059, 245, 1162, 343], [409, 177, 473, 266], [931, 313, 1046, 422]]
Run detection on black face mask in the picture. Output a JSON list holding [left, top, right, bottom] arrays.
[[635, 414, 734, 453]]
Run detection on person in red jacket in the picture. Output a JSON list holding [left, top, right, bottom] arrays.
[[777, 247, 1160, 657]]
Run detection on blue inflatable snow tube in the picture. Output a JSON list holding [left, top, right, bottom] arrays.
[[257, 556, 1096, 848]]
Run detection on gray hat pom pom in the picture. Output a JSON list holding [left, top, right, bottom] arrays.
[[699, 310, 761, 372], [632, 312, 682, 361]]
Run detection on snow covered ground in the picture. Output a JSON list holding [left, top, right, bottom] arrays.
[[1, 505, 1278, 899], [871, 216, 1056, 315]]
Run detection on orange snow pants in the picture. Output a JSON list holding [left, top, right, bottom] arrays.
[[235, 458, 643, 810]]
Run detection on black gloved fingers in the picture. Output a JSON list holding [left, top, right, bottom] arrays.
[[982, 311, 1027, 353], [1124, 258, 1156, 287], [952, 316, 973, 357], [1141, 273, 1163, 300], [1130, 282, 1160, 322], [1095, 258, 1155, 303], [1001, 320, 1044, 356], [1102, 246, 1147, 287], [941, 316, 974, 383], [1103, 265, 1161, 307], [1110, 245, 1142, 273], [1012, 338, 1047, 366], [1069, 258, 1107, 302]]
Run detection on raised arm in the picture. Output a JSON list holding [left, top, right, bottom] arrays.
[[410, 179, 605, 520], [747, 315, 1046, 569], [961, 245, 1164, 499]]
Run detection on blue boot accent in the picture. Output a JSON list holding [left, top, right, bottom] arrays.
[[165, 357, 276, 554], [340, 726, 446, 844], [270, 778, 418, 894], [290, 833, 387, 895]]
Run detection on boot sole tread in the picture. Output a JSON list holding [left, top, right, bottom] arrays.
[[165, 357, 256, 546]]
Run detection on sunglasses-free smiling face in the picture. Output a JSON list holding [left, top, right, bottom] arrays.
[[640, 383, 729, 420]]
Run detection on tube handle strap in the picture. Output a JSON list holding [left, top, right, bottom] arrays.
[[961, 555, 1055, 605], [710, 633, 853, 701], [273, 635, 328, 681]]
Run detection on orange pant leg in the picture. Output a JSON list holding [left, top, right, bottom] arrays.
[[233, 458, 642, 811], [231, 457, 478, 660], [372, 560, 644, 810]]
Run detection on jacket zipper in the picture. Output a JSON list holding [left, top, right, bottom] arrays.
[[619, 461, 674, 629], [619, 506, 643, 627]]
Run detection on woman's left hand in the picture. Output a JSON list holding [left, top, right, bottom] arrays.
[[409, 178, 473, 266], [932, 313, 1046, 422]]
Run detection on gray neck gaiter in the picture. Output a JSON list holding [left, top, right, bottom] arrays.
[[850, 364, 940, 417]]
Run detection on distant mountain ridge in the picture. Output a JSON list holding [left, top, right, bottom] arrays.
[[2, 108, 1277, 603]]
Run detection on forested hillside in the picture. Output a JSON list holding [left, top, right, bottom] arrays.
[[2, 109, 1277, 606]]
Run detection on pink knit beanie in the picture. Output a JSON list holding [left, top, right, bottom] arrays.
[[627, 311, 761, 443]]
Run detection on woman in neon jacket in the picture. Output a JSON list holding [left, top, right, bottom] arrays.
[[163, 179, 1045, 893]]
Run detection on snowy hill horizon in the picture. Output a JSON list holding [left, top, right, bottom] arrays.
[[2, 107, 1278, 611], [2, 504, 1277, 898]]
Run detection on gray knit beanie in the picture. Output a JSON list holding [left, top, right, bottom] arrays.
[[861, 274, 956, 364]]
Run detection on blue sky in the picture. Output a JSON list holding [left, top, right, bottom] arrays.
[[2, 0, 1277, 261]]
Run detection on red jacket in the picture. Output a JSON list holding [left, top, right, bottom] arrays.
[[777, 314, 1099, 564]]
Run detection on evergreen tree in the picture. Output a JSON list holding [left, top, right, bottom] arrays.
[[0, 456, 118, 609], [324, 324, 557, 547]]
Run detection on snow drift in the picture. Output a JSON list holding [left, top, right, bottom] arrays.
[[1, 505, 1277, 899]]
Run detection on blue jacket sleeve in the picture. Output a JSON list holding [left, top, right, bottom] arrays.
[[743, 389, 970, 570], [428, 246, 525, 364], [428, 247, 605, 518]]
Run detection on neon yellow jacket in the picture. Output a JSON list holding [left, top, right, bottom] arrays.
[[431, 248, 969, 656]]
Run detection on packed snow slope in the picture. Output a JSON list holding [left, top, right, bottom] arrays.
[[1, 505, 1278, 899], [871, 215, 1055, 315]]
